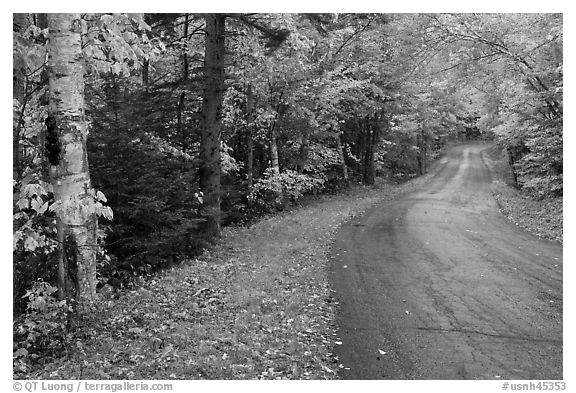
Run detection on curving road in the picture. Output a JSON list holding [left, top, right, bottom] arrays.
[[329, 144, 563, 380]]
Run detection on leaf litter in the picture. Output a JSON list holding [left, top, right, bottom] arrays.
[[24, 177, 435, 380]]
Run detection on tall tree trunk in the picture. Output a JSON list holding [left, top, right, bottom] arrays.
[[268, 109, 282, 204], [360, 117, 375, 185], [334, 132, 349, 184], [13, 77, 27, 182], [298, 129, 310, 173], [47, 13, 98, 304], [246, 84, 254, 189], [417, 129, 427, 175], [177, 90, 186, 151], [182, 14, 189, 82], [199, 14, 225, 238], [416, 131, 423, 175], [362, 114, 382, 185], [139, 14, 149, 86], [357, 118, 366, 180], [142, 59, 149, 86], [371, 117, 380, 183], [422, 141, 427, 174], [506, 147, 520, 188], [363, 128, 375, 184], [268, 90, 283, 175], [13, 14, 32, 182], [269, 126, 280, 174]]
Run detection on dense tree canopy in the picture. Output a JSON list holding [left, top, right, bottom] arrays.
[[13, 12, 561, 322]]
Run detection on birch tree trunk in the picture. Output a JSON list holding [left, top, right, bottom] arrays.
[[47, 13, 98, 304], [269, 126, 280, 174], [199, 14, 225, 238], [268, 103, 282, 204], [268, 89, 283, 175]]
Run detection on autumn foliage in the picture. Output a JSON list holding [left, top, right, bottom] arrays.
[[13, 13, 562, 375]]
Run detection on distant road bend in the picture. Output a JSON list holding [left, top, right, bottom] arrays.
[[330, 144, 562, 380]]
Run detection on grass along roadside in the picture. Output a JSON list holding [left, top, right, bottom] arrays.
[[482, 146, 562, 244], [23, 174, 433, 380]]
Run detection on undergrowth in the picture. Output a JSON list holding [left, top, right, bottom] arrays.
[[16, 177, 430, 380], [482, 146, 562, 243]]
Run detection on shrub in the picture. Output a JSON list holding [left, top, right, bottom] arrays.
[[13, 280, 71, 375], [248, 168, 325, 212], [13, 175, 59, 316]]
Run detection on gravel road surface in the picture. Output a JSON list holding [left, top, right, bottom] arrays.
[[330, 144, 563, 379]]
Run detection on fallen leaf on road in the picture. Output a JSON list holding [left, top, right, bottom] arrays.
[[321, 364, 335, 374]]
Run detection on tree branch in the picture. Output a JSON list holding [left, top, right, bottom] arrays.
[[334, 18, 373, 57]]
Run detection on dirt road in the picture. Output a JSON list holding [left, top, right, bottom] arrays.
[[329, 144, 563, 379]]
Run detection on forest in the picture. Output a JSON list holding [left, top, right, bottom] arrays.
[[13, 13, 562, 378]]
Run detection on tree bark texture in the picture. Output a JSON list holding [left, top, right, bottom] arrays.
[[246, 84, 254, 189], [141, 14, 151, 86], [505, 145, 529, 189], [269, 126, 280, 174], [359, 116, 376, 185], [142, 59, 149, 86], [182, 14, 189, 82], [363, 126, 375, 184], [47, 13, 98, 303], [268, 89, 284, 175], [13, 13, 33, 182], [200, 14, 225, 238], [357, 114, 382, 185], [335, 133, 349, 184], [177, 90, 186, 151], [417, 129, 427, 175], [298, 128, 311, 173]]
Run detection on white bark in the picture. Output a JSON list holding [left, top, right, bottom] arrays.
[[47, 13, 98, 303]]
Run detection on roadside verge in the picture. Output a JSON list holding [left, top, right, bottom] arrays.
[[481, 146, 562, 243], [26, 174, 432, 380]]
